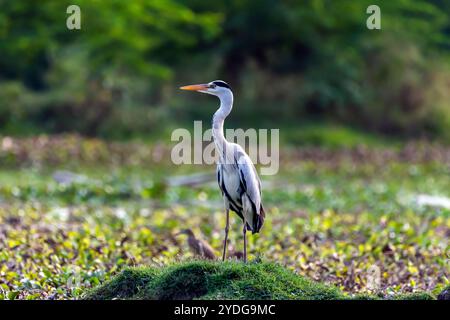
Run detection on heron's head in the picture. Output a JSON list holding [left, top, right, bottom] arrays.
[[180, 80, 232, 98]]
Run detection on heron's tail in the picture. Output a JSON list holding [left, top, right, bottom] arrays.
[[251, 204, 265, 234]]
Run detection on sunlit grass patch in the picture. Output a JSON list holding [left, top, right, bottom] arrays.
[[85, 260, 439, 300], [85, 260, 345, 300]]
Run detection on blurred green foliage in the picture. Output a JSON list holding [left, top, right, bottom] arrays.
[[0, 0, 449, 140]]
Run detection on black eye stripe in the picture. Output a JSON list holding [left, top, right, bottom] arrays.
[[212, 81, 231, 89]]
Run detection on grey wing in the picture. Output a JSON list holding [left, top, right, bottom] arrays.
[[235, 149, 265, 233], [217, 163, 245, 221]]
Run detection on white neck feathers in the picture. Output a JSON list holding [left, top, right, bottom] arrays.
[[212, 91, 233, 159]]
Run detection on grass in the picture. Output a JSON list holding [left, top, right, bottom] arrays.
[[85, 260, 437, 300], [85, 260, 340, 300], [0, 135, 448, 299]]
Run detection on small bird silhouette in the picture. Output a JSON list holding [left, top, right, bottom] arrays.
[[176, 229, 216, 260]]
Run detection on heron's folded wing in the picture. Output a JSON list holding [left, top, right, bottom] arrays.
[[234, 149, 261, 213]]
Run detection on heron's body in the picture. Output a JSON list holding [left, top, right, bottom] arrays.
[[181, 80, 265, 262], [216, 147, 265, 234]]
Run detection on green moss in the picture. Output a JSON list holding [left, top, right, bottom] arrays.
[[84, 260, 344, 300], [84, 260, 436, 300], [84, 267, 161, 300]]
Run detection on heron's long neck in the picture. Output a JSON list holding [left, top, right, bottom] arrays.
[[212, 92, 233, 157]]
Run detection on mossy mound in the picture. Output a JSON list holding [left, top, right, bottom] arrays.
[[83, 260, 435, 300], [84, 260, 344, 300]]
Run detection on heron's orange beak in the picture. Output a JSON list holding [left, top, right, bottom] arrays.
[[180, 83, 209, 91]]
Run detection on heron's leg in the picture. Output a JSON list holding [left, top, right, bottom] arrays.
[[222, 209, 230, 261], [243, 224, 247, 263]]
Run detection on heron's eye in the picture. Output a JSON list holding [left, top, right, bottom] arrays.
[[210, 84, 216, 89]]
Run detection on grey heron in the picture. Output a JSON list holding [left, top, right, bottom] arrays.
[[180, 80, 265, 262]]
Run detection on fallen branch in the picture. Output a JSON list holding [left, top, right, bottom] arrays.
[[166, 172, 215, 187]]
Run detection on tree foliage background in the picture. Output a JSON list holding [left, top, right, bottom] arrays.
[[0, 0, 449, 140]]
